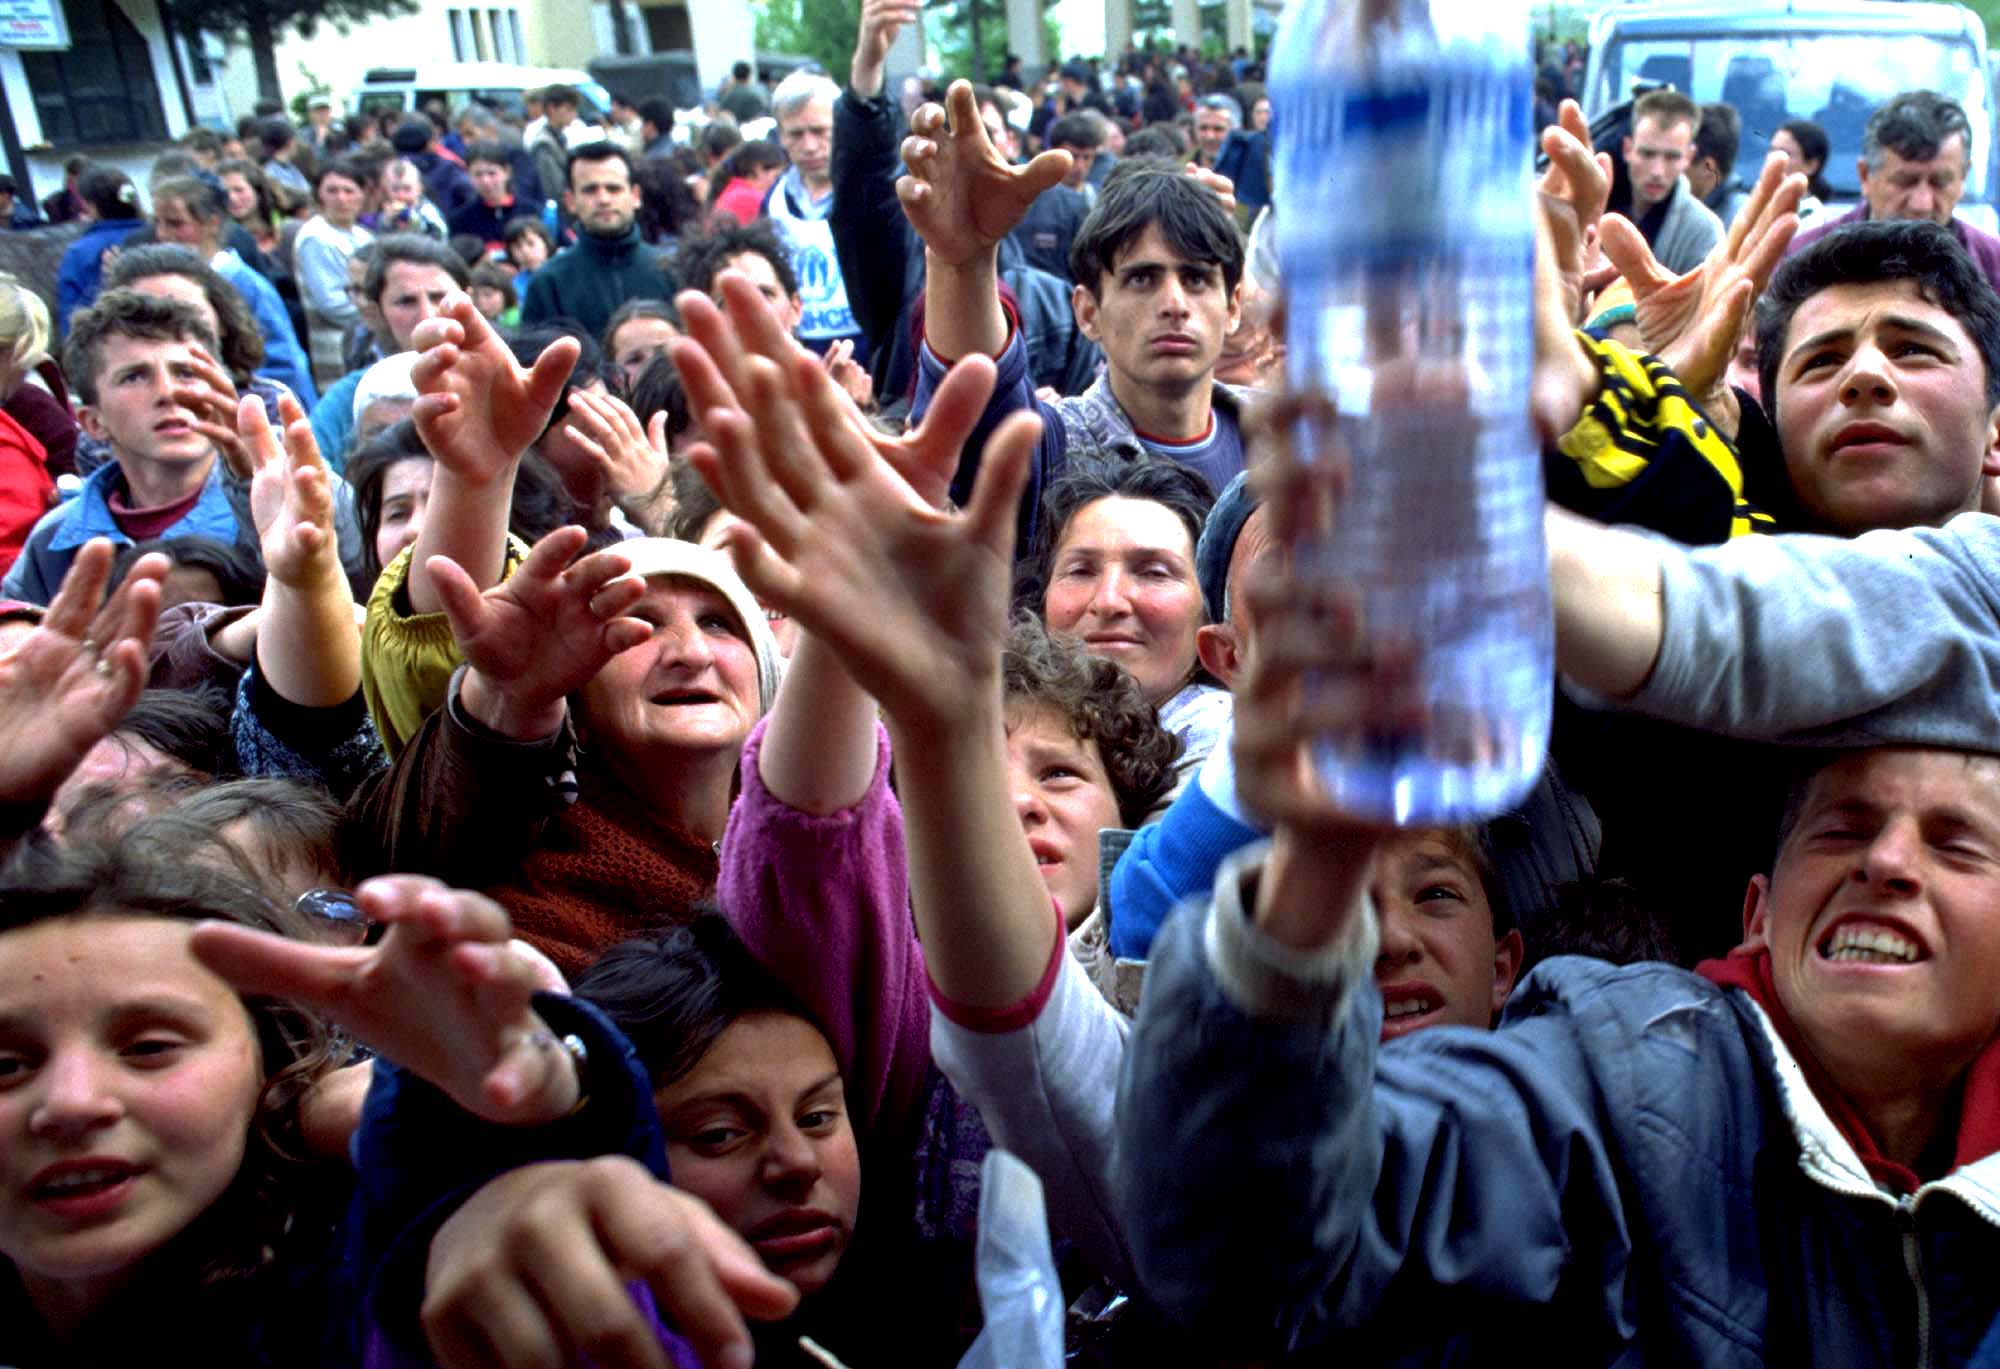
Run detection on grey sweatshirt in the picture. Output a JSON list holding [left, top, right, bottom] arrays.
[[1616, 511, 2000, 749]]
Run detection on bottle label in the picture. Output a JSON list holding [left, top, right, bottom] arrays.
[[1275, 56, 1533, 262]]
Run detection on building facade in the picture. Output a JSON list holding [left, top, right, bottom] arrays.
[[0, 0, 221, 205]]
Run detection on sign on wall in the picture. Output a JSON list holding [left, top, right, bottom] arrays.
[[0, 0, 70, 50]]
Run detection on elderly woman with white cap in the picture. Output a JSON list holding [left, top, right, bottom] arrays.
[[354, 531, 781, 976]]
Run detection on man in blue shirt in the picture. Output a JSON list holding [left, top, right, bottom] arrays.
[[4, 290, 359, 602]]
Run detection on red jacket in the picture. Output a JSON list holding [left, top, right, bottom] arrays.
[[0, 408, 53, 578]]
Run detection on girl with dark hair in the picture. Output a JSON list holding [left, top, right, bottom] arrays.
[[706, 141, 787, 228], [572, 920, 862, 1320], [344, 416, 580, 593], [602, 298, 680, 394], [1772, 118, 1832, 216], [110, 533, 266, 609], [500, 215, 553, 300], [218, 159, 284, 259], [55, 167, 147, 334], [633, 156, 702, 245], [0, 833, 346, 1365]]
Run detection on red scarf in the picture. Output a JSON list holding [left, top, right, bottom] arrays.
[[1696, 948, 2000, 1193]]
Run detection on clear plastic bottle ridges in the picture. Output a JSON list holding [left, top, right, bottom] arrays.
[[1270, 0, 1552, 825]]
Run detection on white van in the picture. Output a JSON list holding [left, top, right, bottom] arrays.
[[351, 64, 614, 123]]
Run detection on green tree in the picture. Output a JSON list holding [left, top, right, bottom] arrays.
[[923, 0, 1062, 83], [753, 0, 865, 77], [175, 0, 420, 108]]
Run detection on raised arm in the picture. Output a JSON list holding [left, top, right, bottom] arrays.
[[902, 81, 1070, 364], [847, 0, 919, 100], [1113, 453, 1641, 1356], [406, 294, 579, 615], [0, 539, 166, 837], [1546, 506, 1667, 700], [680, 343, 1054, 1013], [680, 279, 1151, 1281], [243, 394, 359, 707]]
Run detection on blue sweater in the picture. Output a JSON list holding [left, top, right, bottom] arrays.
[[1108, 724, 1264, 958], [56, 218, 145, 335]]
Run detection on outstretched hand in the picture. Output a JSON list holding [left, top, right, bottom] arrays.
[[676, 272, 987, 509], [0, 540, 167, 809], [899, 81, 1072, 268], [412, 292, 580, 487], [171, 344, 252, 480], [1537, 99, 1614, 327], [433, 526, 649, 740], [422, 1158, 799, 1369], [562, 388, 669, 512], [244, 393, 345, 591], [1599, 153, 1805, 412], [678, 338, 1036, 730], [191, 875, 581, 1126]]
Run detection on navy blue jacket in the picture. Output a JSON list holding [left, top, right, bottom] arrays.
[[1119, 871, 2000, 1366], [1213, 129, 1272, 217]]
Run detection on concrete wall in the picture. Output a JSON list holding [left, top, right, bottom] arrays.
[[521, 0, 596, 70]]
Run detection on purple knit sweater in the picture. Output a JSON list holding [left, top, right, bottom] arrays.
[[717, 716, 934, 1151], [1787, 203, 2000, 289]]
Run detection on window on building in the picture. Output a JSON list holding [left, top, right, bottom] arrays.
[[19, 0, 168, 146], [508, 12, 527, 65], [490, 9, 511, 62], [645, 6, 693, 51], [449, 8, 468, 61]]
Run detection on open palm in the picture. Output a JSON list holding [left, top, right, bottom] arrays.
[[683, 346, 1036, 729], [1599, 154, 1805, 403], [245, 394, 343, 590], [412, 294, 579, 484], [0, 541, 166, 806], [676, 272, 995, 512], [431, 527, 648, 722], [898, 81, 1072, 269]]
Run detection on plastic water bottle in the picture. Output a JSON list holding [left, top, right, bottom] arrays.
[[1270, 0, 1552, 825]]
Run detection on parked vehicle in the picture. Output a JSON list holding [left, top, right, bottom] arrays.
[[351, 64, 614, 123], [1581, 0, 1996, 228]]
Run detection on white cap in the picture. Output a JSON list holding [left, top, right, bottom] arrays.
[[352, 351, 420, 423]]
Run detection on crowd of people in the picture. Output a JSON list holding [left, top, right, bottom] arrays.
[[1, 0, 2000, 1362]]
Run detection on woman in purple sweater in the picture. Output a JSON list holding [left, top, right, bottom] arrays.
[[671, 273, 1178, 1292]]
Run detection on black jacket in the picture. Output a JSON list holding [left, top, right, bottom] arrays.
[[518, 225, 670, 337], [829, 88, 1101, 403]]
